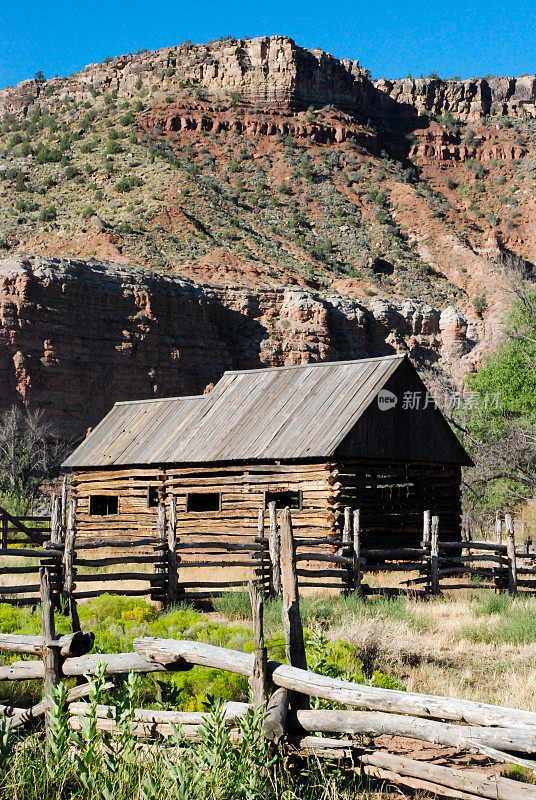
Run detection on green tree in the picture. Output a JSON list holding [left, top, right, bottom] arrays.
[[460, 260, 536, 510]]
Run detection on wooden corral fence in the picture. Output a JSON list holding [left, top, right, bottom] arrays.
[[3, 515, 536, 800], [0, 504, 56, 606], [1, 494, 536, 606]]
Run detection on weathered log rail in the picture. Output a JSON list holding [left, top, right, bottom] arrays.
[[1, 489, 536, 605], [2, 533, 536, 800]]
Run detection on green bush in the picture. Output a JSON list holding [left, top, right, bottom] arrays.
[[115, 175, 143, 193], [14, 172, 26, 192], [38, 205, 57, 222], [105, 139, 122, 155]]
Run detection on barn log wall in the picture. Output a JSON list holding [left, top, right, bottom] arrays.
[[333, 460, 462, 551], [163, 462, 337, 597], [72, 468, 164, 539], [71, 458, 462, 598]]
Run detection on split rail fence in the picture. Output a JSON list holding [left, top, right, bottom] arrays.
[[2, 511, 536, 799], [1, 496, 536, 606]]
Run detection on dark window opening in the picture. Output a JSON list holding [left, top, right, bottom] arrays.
[[89, 495, 119, 516], [265, 490, 302, 511], [147, 486, 160, 508], [187, 492, 221, 512]]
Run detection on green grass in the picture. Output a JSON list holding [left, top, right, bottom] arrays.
[[0, 595, 403, 711], [456, 593, 536, 645], [215, 591, 430, 634]]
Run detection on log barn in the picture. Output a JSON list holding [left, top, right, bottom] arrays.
[[63, 355, 472, 595]]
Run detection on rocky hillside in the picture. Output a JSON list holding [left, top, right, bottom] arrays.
[[0, 36, 534, 436]]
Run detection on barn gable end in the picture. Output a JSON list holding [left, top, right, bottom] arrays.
[[335, 358, 473, 465]]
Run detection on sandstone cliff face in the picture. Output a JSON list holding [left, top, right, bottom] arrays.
[[0, 37, 373, 119], [0, 256, 478, 438], [374, 75, 536, 120], [3, 35, 535, 124]]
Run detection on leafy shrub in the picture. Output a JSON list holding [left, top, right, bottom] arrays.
[[35, 144, 61, 164], [472, 294, 488, 316], [38, 205, 57, 222], [14, 172, 26, 192], [115, 175, 143, 193], [116, 221, 132, 234], [105, 139, 122, 155]]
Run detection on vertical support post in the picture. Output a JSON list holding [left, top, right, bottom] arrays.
[[430, 515, 440, 595], [495, 512, 503, 545], [279, 507, 309, 710], [522, 518, 528, 555], [342, 506, 351, 547], [341, 506, 351, 591], [1, 509, 7, 550], [61, 476, 68, 540], [505, 513, 517, 596], [268, 501, 281, 596], [155, 503, 167, 607], [63, 500, 80, 632], [39, 567, 61, 744], [422, 510, 431, 592], [248, 580, 267, 708], [49, 493, 63, 609], [423, 510, 431, 547], [50, 493, 61, 546], [352, 509, 361, 593], [167, 496, 179, 605], [257, 508, 267, 590]]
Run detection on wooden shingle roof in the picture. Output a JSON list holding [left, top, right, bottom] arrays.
[[64, 355, 469, 467]]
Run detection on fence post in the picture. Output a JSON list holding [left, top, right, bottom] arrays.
[[505, 513, 517, 596], [63, 500, 80, 632], [39, 567, 62, 744], [423, 510, 431, 547], [422, 510, 431, 591], [248, 580, 267, 708], [61, 476, 68, 541], [50, 493, 61, 546], [1, 509, 7, 550], [352, 509, 361, 594], [495, 512, 503, 545], [341, 506, 351, 591], [342, 506, 351, 548], [430, 515, 440, 595], [256, 508, 269, 591], [279, 507, 309, 710], [521, 518, 529, 555], [268, 501, 281, 596], [155, 503, 167, 606], [167, 496, 179, 605]]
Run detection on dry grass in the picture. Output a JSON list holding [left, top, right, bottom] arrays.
[[327, 587, 536, 708]]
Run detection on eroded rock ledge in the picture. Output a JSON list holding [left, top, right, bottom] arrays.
[[0, 256, 478, 437]]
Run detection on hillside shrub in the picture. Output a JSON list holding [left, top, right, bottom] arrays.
[[38, 205, 57, 222], [115, 175, 143, 193]]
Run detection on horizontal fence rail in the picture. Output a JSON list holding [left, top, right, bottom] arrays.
[[1, 493, 535, 607]]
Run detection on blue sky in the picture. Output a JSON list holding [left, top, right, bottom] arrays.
[[1, 0, 535, 89]]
